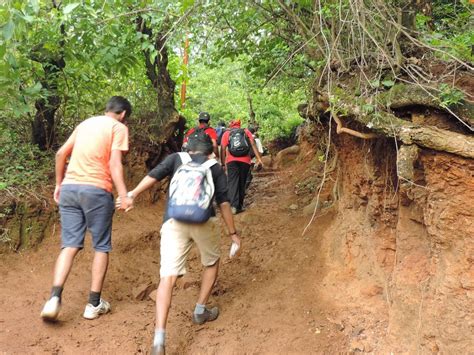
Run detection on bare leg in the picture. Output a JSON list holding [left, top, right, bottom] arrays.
[[197, 262, 219, 305], [52, 247, 80, 287], [90, 251, 109, 293], [155, 275, 179, 330]]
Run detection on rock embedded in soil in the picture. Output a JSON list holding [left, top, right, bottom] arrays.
[[133, 282, 157, 301], [275, 145, 300, 168]]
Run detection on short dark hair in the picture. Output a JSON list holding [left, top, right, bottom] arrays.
[[187, 130, 213, 155], [105, 96, 132, 118]]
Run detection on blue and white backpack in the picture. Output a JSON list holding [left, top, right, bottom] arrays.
[[167, 152, 217, 223]]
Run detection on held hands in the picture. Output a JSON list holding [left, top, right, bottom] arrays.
[[115, 194, 134, 212]]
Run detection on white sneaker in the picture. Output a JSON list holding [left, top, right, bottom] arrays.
[[83, 299, 111, 320], [40, 296, 61, 321]]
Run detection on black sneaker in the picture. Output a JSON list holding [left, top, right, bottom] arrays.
[[192, 306, 219, 325]]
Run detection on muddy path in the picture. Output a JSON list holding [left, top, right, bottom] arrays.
[[0, 167, 348, 354]]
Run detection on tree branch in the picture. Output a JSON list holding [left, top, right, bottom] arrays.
[[312, 91, 474, 159]]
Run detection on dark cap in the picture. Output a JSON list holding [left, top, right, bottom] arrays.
[[198, 112, 211, 122]]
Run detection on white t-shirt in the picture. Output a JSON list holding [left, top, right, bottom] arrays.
[[255, 137, 264, 154]]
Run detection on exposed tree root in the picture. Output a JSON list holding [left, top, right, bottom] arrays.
[[332, 112, 378, 139], [306, 87, 474, 159], [396, 144, 420, 187]]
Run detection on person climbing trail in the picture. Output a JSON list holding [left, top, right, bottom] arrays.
[[183, 112, 219, 159], [246, 126, 264, 190], [220, 119, 263, 214], [215, 120, 227, 146], [124, 131, 241, 355], [40, 96, 134, 322], [215, 120, 227, 160]]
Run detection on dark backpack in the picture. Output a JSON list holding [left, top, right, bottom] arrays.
[[228, 128, 250, 157], [216, 127, 226, 145], [193, 126, 207, 135], [183, 127, 207, 151]]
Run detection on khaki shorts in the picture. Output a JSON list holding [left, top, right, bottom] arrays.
[[159, 217, 221, 277]]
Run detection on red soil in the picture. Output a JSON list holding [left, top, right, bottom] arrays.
[[0, 167, 348, 354]]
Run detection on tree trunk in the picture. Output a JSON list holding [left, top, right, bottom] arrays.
[[30, 2, 65, 151], [247, 93, 256, 125], [31, 57, 65, 150], [137, 17, 184, 166]]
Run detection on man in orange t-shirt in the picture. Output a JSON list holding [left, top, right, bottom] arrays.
[[41, 96, 134, 322]]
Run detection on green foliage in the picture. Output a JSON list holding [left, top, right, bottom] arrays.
[[182, 56, 305, 141], [417, 0, 474, 62], [0, 127, 50, 190], [0, 0, 191, 124], [381, 80, 395, 88], [0, 0, 193, 193], [438, 83, 465, 108]]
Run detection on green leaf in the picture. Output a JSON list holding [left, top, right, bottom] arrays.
[[30, 0, 40, 13], [181, 0, 195, 13], [370, 80, 380, 88], [0, 182, 7, 190], [23, 82, 42, 95], [382, 80, 395, 88], [63, 3, 80, 15], [362, 104, 375, 113], [21, 14, 35, 23], [2, 21, 14, 40]]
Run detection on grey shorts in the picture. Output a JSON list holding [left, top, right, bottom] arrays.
[[59, 184, 115, 252]]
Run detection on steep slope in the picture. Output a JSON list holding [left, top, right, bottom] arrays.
[[0, 163, 349, 354]]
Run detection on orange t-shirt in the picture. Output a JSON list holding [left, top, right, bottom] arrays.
[[62, 115, 129, 192]]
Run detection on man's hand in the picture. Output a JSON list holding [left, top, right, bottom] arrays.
[[53, 185, 61, 204], [255, 160, 264, 171], [116, 195, 134, 212]]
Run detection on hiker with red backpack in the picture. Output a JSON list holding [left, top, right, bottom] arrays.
[[183, 112, 219, 159], [220, 119, 263, 214], [124, 131, 241, 355]]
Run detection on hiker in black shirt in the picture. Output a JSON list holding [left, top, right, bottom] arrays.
[[148, 153, 228, 223], [124, 132, 241, 355]]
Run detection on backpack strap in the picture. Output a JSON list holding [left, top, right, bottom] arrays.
[[177, 152, 192, 165], [201, 158, 218, 169]]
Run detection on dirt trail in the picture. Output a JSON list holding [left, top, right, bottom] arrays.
[[0, 166, 348, 354]]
